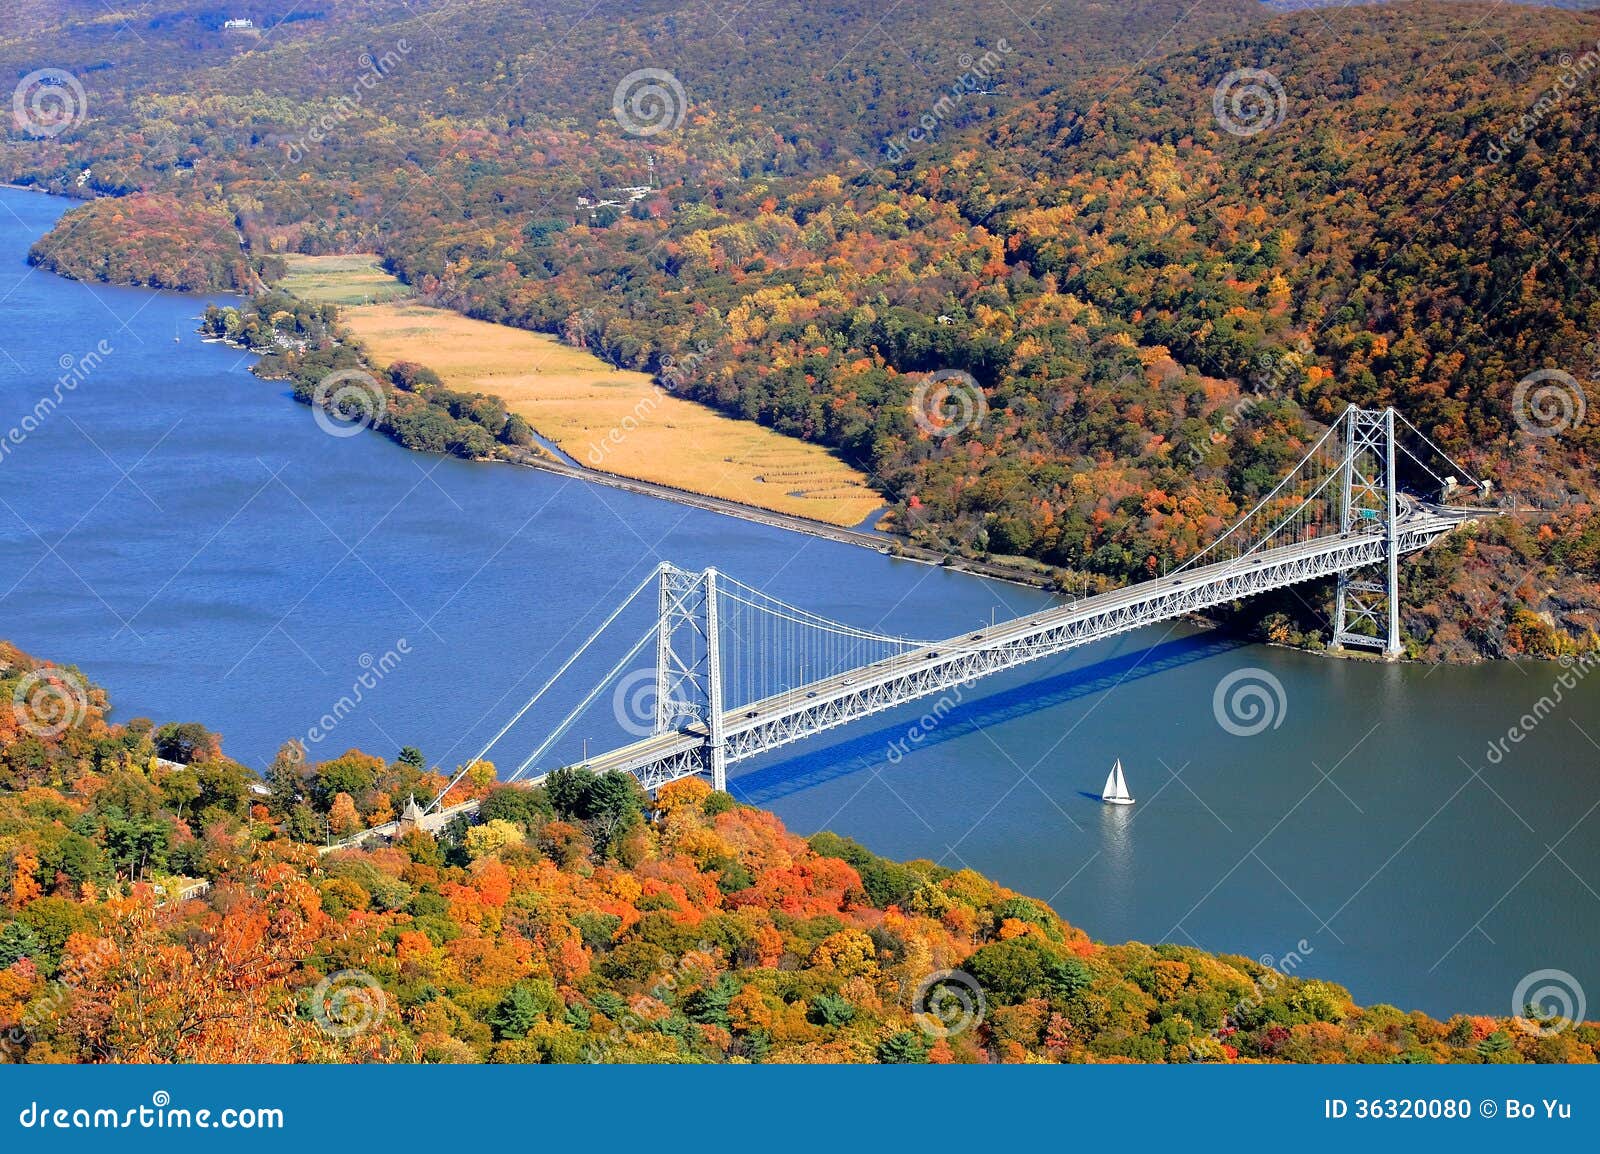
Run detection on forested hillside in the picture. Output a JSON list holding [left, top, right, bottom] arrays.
[[27, 193, 273, 291], [3, 0, 1596, 658], [3, 641, 1596, 1063]]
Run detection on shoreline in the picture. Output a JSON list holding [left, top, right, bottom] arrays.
[[0, 187, 1507, 658], [492, 443, 1056, 591], [207, 320, 1059, 591]]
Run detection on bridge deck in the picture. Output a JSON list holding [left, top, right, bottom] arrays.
[[582, 506, 1477, 787]]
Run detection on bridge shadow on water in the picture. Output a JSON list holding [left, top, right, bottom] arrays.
[[729, 630, 1249, 807]]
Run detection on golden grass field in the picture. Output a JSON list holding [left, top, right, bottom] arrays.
[[278, 256, 885, 527], [277, 254, 416, 306]]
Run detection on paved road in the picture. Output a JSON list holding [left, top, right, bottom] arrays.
[[583, 504, 1479, 778]]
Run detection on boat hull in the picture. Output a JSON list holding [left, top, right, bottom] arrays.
[[1101, 796, 1135, 806]]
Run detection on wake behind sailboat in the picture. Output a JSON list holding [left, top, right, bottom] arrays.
[[1100, 758, 1134, 806]]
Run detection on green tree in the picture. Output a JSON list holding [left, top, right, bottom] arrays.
[[152, 722, 220, 764], [265, 741, 307, 815], [876, 1030, 928, 1064], [490, 981, 559, 1040], [0, 919, 42, 968]]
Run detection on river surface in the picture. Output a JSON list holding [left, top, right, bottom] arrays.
[[2, 187, 1595, 1018]]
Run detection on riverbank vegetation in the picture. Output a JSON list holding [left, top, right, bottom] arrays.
[[3, 0, 1597, 659], [26, 194, 273, 293], [334, 293, 886, 527], [2, 642, 1596, 1064], [199, 292, 536, 461]]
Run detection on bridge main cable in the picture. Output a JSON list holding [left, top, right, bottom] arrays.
[[425, 563, 668, 812], [1171, 417, 1344, 576]]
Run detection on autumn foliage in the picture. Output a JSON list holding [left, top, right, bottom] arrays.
[[28, 194, 271, 293], [7, 2, 1598, 658], [2, 645, 1596, 1064]]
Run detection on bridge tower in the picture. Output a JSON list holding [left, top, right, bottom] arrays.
[[1332, 405, 1404, 657], [653, 565, 727, 790]]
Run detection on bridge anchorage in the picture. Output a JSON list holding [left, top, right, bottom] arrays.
[[380, 404, 1492, 834]]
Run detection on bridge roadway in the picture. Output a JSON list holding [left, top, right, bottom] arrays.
[[582, 503, 1479, 789]]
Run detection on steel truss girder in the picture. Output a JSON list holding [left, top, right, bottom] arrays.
[[596, 517, 1458, 789]]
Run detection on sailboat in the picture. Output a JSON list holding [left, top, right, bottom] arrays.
[[1100, 758, 1134, 806]]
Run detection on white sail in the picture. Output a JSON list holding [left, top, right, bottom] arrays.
[[1101, 758, 1134, 805]]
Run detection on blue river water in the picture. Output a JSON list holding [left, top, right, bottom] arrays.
[[1, 186, 1595, 1017]]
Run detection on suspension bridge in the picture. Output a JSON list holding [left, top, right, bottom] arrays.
[[338, 405, 1496, 845]]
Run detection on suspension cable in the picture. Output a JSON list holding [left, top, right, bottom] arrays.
[[507, 618, 661, 782], [426, 563, 665, 811], [1173, 417, 1344, 574], [715, 572, 929, 645], [1396, 440, 1452, 491], [716, 588, 928, 647], [1393, 410, 1487, 489]]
